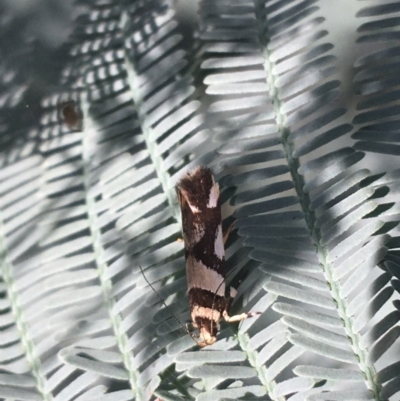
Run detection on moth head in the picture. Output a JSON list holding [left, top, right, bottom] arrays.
[[195, 316, 219, 347], [197, 326, 217, 347]]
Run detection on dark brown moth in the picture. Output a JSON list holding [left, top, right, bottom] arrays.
[[176, 166, 259, 347]]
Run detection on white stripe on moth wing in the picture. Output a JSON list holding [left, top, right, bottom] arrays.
[[186, 255, 225, 296], [207, 181, 219, 208], [191, 305, 221, 322], [188, 204, 200, 213], [214, 224, 224, 260], [179, 189, 201, 214]]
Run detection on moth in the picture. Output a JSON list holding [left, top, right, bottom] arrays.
[[176, 166, 259, 347]]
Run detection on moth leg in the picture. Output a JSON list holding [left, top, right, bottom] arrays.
[[223, 287, 261, 322], [223, 221, 235, 245], [186, 320, 197, 330], [222, 310, 261, 322]]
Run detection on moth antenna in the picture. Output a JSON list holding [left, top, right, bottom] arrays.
[[139, 265, 200, 346], [210, 279, 224, 340], [209, 264, 242, 339]]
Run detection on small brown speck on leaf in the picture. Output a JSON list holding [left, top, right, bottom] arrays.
[[60, 101, 83, 131]]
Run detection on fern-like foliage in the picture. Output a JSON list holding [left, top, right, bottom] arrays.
[[0, 0, 400, 400]]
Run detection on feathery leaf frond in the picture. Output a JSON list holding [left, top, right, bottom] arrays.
[[0, 0, 400, 400]]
